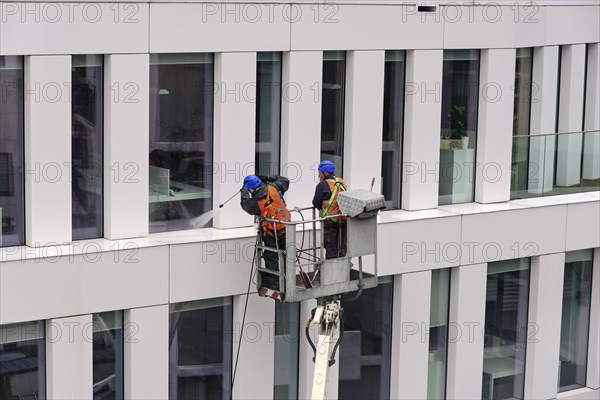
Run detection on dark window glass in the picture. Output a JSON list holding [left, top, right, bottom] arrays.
[[427, 269, 450, 400], [321, 51, 346, 175], [559, 250, 593, 392], [149, 53, 214, 232], [256, 52, 282, 176], [274, 302, 300, 400], [0, 56, 25, 247], [93, 311, 123, 400], [382, 51, 405, 209], [0, 321, 46, 399], [338, 277, 393, 400], [72, 55, 103, 240], [169, 298, 232, 399], [483, 259, 530, 400], [439, 50, 480, 205]]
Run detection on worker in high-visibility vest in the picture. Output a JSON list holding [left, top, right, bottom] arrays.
[[312, 160, 347, 259], [241, 174, 291, 292]]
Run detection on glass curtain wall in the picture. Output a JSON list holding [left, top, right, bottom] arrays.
[[381, 51, 405, 209], [92, 311, 123, 399], [169, 297, 232, 399], [256, 52, 282, 176], [0, 56, 24, 247], [511, 48, 534, 196], [482, 259, 530, 400], [273, 302, 300, 400], [149, 53, 214, 232], [0, 321, 46, 398], [439, 50, 480, 205], [427, 269, 450, 400], [559, 250, 594, 392], [72, 54, 103, 240], [338, 277, 393, 400], [321, 51, 346, 175]]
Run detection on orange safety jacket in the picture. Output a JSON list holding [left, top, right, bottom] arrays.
[[320, 177, 347, 222], [258, 184, 291, 237]]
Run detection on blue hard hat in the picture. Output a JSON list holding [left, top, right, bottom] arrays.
[[243, 175, 261, 190], [318, 160, 335, 173]]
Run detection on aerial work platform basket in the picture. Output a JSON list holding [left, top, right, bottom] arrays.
[[254, 189, 385, 302]]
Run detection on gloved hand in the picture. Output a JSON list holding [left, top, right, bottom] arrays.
[[240, 187, 251, 199]]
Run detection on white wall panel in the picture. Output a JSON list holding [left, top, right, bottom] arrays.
[[545, 6, 600, 45], [565, 201, 600, 251], [377, 215, 461, 275], [104, 54, 149, 239], [587, 248, 600, 389], [557, 44, 587, 186], [213, 52, 257, 229], [169, 238, 256, 303], [290, 4, 443, 50], [524, 253, 565, 399], [529, 46, 559, 194], [459, 205, 566, 264], [124, 305, 169, 399], [475, 49, 516, 203], [446, 263, 487, 400], [280, 51, 322, 210], [0, 3, 148, 55], [343, 50, 385, 190], [149, 3, 289, 53], [0, 244, 168, 324], [231, 294, 275, 400], [390, 271, 431, 399], [46, 315, 93, 399], [25, 55, 72, 246], [402, 50, 443, 210]]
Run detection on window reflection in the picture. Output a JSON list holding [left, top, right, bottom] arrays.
[[93, 311, 123, 400], [72, 55, 103, 240], [169, 298, 232, 399], [338, 277, 393, 400], [0, 321, 46, 399], [149, 53, 214, 232], [482, 259, 530, 400], [427, 269, 450, 400], [559, 250, 593, 392], [382, 51, 405, 210], [256, 52, 282, 176], [511, 48, 533, 197], [0, 56, 24, 247], [321, 51, 346, 175], [439, 50, 480, 205]]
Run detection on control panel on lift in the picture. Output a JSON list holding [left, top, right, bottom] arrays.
[[254, 189, 385, 302]]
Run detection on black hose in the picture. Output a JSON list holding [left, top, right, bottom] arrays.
[[329, 307, 344, 367], [305, 308, 317, 362]]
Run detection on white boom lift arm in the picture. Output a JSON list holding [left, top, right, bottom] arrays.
[[306, 297, 344, 400]]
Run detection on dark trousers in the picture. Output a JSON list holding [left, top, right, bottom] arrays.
[[323, 220, 347, 260], [261, 232, 285, 290]]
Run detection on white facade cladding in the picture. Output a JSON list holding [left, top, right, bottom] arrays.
[[1, 1, 599, 399]]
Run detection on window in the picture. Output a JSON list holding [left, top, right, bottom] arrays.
[[0, 321, 46, 398], [338, 277, 393, 399], [149, 53, 214, 233], [92, 311, 123, 399], [72, 55, 103, 240], [256, 52, 282, 177], [0, 56, 24, 247], [321, 51, 346, 175], [511, 49, 533, 197], [427, 269, 450, 400], [439, 50, 480, 205], [559, 250, 593, 392], [483, 259, 530, 400], [169, 297, 232, 399], [382, 51, 406, 210], [274, 302, 300, 400]]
